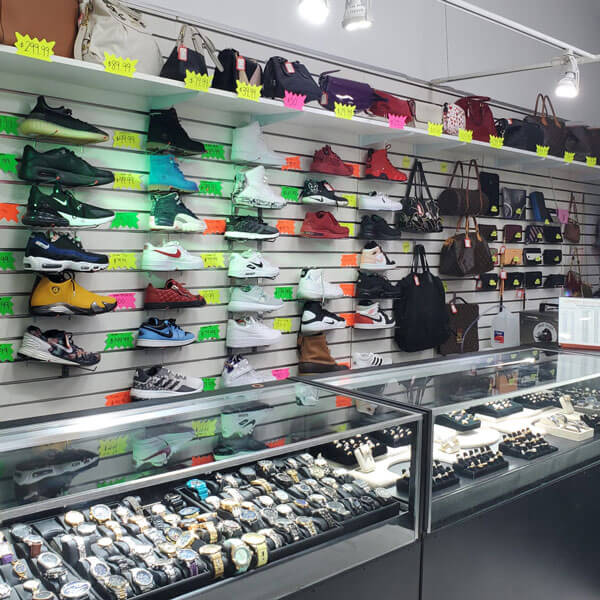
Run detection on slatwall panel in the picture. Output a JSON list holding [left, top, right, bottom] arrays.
[[0, 5, 599, 422]]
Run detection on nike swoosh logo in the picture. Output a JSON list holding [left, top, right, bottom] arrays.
[[53, 196, 69, 206], [143, 326, 173, 338], [35, 241, 50, 249], [249, 262, 263, 268], [155, 249, 181, 258], [367, 314, 384, 322]]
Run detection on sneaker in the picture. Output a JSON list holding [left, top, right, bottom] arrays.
[[29, 273, 117, 316], [18, 326, 100, 366], [146, 108, 205, 156], [226, 316, 282, 348], [352, 352, 389, 368], [228, 250, 279, 279], [148, 155, 198, 194], [19, 96, 109, 145], [150, 192, 206, 232], [297, 268, 343, 300], [299, 180, 348, 206], [131, 365, 204, 400], [18, 145, 114, 187], [221, 355, 276, 388], [301, 301, 347, 334], [300, 211, 349, 239], [24, 231, 108, 273], [359, 214, 402, 240], [132, 429, 195, 468], [21, 184, 115, 229], [225, 216, 279, 240], [137, 317, 195, 347], [144, 279, 206, 309], [232, 166, 286, 209], [228, 286, 283, 313], [356, 273, 401, 299], [213, 436, 268, 461], [365, 145, 407, 182], [359, 241, 396, 271], [310, 145, 352, 176], [231, 122, 285, 166], [358, 192, 403, 211], [354, 301, 396, 329], [141, 241, 204, 271]]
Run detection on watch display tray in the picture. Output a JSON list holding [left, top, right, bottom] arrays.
[[498, 442, 558, 461]]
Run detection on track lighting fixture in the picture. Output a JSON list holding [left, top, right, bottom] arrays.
[[555, 54, 580, 98], [342, 0, 373, 31], [298, 0, 330, 25]]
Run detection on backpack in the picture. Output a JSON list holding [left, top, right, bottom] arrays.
[[212, 48, 262, 93], [262, 56, 321, 103]]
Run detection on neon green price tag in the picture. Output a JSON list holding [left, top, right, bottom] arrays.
[[334, 102, 356, 120], [15, 33, 54, 61], [199, 180, 222, 195], [0, 344, 14, 362], [184, 70, 213, 92], [273, 318, 292, 333], [281, 186, 300, 202], [113, 131, 141, 149], [198, 289, 221, 304], [113, 172, 142, 190], [274, 287, 294, 300], [332, 423, 349, 433], [204, 144, 225, 160], [108, 253, 137, 270], [0, 297, 14, 316], [104, 52, 137, 77], [236, 81, 262, 101], [198, 325, 220, 341], [201, 253, 225, 268], [0, 116, 18, 135], [443, 281, 448, 291], [104, 332, 135, 350], [98, 436, 128, 458], [192, 418, 218, 437], [110, 212, 139, 229], [0, 252, 15, 270], [0, 154, 17, 174], [202, 377, 217, 392]]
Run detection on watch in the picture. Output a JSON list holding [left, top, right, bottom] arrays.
[[198, 521, 218, 544], [0, 542, 13, 565], [144, 527, 166, 545], [45, 567, 68, 584], [165, 527, 182, 543], [0, 583, 11, 600], [105, 575, 128, 600], [130, 568, 155, 593], [175, 531, 198, 550], [23, 535, 43, 559], [63, 512, 84, 528], [102, 521, 122, 540], [163, 492, 184, 512], [250, 478, 273, 494], [11, 524, 32, 542], [23, 580, 40, 594], [153, 560, 178, 583], [325, 501, 352, 519], [33, 593, 54, 600], [38, 552, 62, 572], [162, 513, 181, 528], [75, 523, 97, 538], [274, 518, 301, 542], [272, 490, 290, 504], [151, 503, 167, 516], [132, 543, 154, 559], [222, 487, 244, 503], [113, 506, 131, 524], [89, 560, 111, 583], [256, 495, 275, 508], [241, 533, 268, 567], [220, 499, 241, 518], [204, 496, 222, 511], [176, 548, 200, 576], [127, 515, 150, 532], [276, 504, 294, 518], [359, 495, 379, 512], [258, 528, 285, 549], [293, 498, 310, 513], [96, 537, 116, 554], [239, 509, 259, 530], [217, 520, 243, 539], [59, 581, 90, 600], [373, 487, 394, 505], [238, 466, 256, 482], [123, 496, 143, 516], [296, 516, 318, 536], [223, 539, 252, 574], [88, 505, 111, 525], [158, 542, 177, 559], [198, 545, 224, 579], [311, 508, 337, 530], [273, 473, 294, 489], [186, 479, 209, 500], [308, 494, 327, 508], [178, 506, 199, 520]]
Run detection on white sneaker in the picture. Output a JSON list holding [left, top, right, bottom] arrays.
[[228, 286, 283, 313], [297, 268, 343, 300], [301, 301, 347, 334], [221, 354, 276, 387], [358, 192, 403, 211], [226, 316, 282, 347], [360, 242, 397, 271], [228, 250, 279, 279], [352, 352, 389, 368], [131, 365, 204, 399], [231, 122, 285, 167], [141, 241, 204, 271], [354, 301, 396, 329], [232, 166, 286, 209]]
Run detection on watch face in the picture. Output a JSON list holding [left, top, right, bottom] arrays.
[[134, 543, 153, 557], [133, 569, 153, 587], [240, 509, 257, 522], [295, 499, 309, 509], [23, 580, 40, 592], [276, 504, 293, 516], [76, 523, 97, 537], [114, 506, 130, 521], [233, 545, 252, 566], [10, 523, 32, 541], [34, 592, 54, 600], [176, 548, 197, 562], [257, 495, 274, 507], [178, 506, 198, 518], [166, 527, 182, 542], [199, 544, 221, 556], [107, 575, 127, 590], [326, 501, 347, 513], [242, 532, 265, 546], [260, 508, 278, 524], [151, 503, 167, 515], [39, 552, 61, 569], [158, 542, 176, 556], [25, 534, 43, 545], [90, 504, 111, 522], [60, 580, 90, 599], [64, 511, 84, 527], [204, 496, 221, 510], [176, 532, 194, 549], [162, 513, 181, 527], [91, 562, 110, 579], [273, 490, 289, 503], [309, 494, 327, 506], [297, 483, 312, 494], [97, 537, 113, 549]]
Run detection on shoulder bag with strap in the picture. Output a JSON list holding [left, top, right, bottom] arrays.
[[437, 160, 490, 216], [564, 193, 581, 243], [438, 296, 480, 356], [524, 94, 566, 157], [397, 159, 442, 232], [565, 248, 592, 297]]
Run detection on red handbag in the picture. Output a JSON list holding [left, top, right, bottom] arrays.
[[368, 90, 415, 123], [455, 96, 497, 142]]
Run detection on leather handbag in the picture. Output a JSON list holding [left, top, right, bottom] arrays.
[[544, 274, 565, 289], [504, 225, 523, 243], [437, 160, 489, 216], [263, 56, 321, 102], [502, 188, 526, 220], [0, 0, 78, 57], [526, 225, 544, 244], [565, 248, 592, 297], [525, 272, 543, 289], [442, 103, 466, 135], [543, 249, 562, 265], [525, 94, 566, 157], [438, 297, 479, 356], [524, 248, 542, 266], [564, 125, 593, 162], [479, 224, 498, 242], [319, 71, 377, 112], [495, 117, 544, 152], [368, 91, 415, 124], [212, 49, 262, 92], [543, 225, 563, 244], [74, 0, 163, 75], [501, 248, 523, 266], [476, 273, 498, 291], [564, 193, 581, 243], [440, 216, 494, 276], [479, 171, 500, 216], [455, 96, 497, 142], [530, 191, 552, 223], [503, 271, 523, 290]]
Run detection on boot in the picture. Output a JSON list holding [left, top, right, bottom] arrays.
[[213, 405, 271, 460], [300, 211, 349, 238], [231, 165, 286, 209], [146, 108, 205, 155], [297, 333, 349, 373], [365, 145, 407, 182], [231, 122, 285, 166], [310, 145, 353, 176], [148, 155, 198, 193]]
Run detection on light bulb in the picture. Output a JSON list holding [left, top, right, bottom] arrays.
[[555, 54, 580, 99], [298, 0, 330, 25], [342, 0, 373, 31]]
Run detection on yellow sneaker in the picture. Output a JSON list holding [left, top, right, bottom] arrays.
[[30, 274, 117, 316]]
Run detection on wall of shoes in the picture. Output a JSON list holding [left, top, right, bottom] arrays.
[[0, 3, 599, 425]]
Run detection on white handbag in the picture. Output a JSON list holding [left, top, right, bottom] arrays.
[[413, 101, 443, 130], [74, 0, 163, 75], [442, 102, 466, 135]]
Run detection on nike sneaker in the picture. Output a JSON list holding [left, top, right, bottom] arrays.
[[18, 326, 101, 367], [20, 96, 109, 145], [132, 429, 195, 468], [21, 184, 114, 228], [359, 214, 402, 240], [221, 355, 276, 388], [144, 279, 206, 309], [231, 165, 286, 209], [18, 145, 114, 187], [359, 241, 396, 271], [137, 318, 195, 348], [301, 301, 347, 334], [24, 231, 109, 272], [228, 250, 279, 279], [297, 268, 343, 300], [131, 365, 204, 400], [310, 145, 353, 176], [150, 192, 206, 232], [148, 155, 198, 193], [352, 352, 389, 368], [30, 273, 117, 316], [228, 286, 283, 313], [225, 216, 279, 240], [141, 241, 204, 271], [358, 192, 403, 211], [300, 211, 349, 239], [226, 316, 282, 348], [356, 273, 401, 299], [146, 108, 205, 156], [299, 179, 348, 206], [354, 301, 396, 329]]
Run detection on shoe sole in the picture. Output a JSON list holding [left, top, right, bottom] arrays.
[[225, 232, 280, 240], [130, 388, 202, 400], [358, 203, 402, 211], [228, 270, 279, 279], [232, 196, 286, 209], [141, 258, 204, 271], [19, 166, 114, 187], [300, 195, 337, 206], [227, 300, 283, 313], [149, 216, 206, 233], [147, 184, 198, 194], [359, 233, 403, 240], [301, 321, 347, 333], [365, 174, 407, 182], [30, 301, 117, 316], [144, 300, 206, 309], [22, 212, 70, 228], [18, 336, 88, 367], [311, 165, 353, 177], [359, 263, 396, 271], [301, 232, 349, 239], [298, 362, 347, 373], [145, 141, 205, 156], [58, 214, 114, 228], [24, 256, 108, 273], [226, 332, 282, 348], [354, 321, 396, 329], [20, 119, 109, 145], [357, 291, 401, 299], [230, 153, 285, 167], [136, 338, 195, 348]]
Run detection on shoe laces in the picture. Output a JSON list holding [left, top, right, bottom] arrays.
[[169, 156, 185, 176], [165, 318, 184, 334]]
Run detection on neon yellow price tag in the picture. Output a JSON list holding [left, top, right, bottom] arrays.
[[427, 122, 443, 136], [108, 253, 137, 270], [586, 156, 597, 167], [334, 102, 356, 120], [14, 33, 54, 61], [402, 241, 411, 253], [339, 222, 355, 236], [458, 129, 473, 143], [341, 193, 357, 207], [113, 172, 142, 190], [192, 418, 218, 438], [184, 70, 213, 92], [489, 135, 504, 149], [113, 131, 141, 150], [98, 435, 128, 458], [273, 318, 292, 333], [563, 151, 575, 163], [402, 156, 411, 168], [236, 81, 262, 101], [201, 253, 225, 268], [198, 289, 221, 304], [536, 145, 550, 157], [440, 162, 448, 173], [443, 281, 448, 291], [104, 53, 137, 77]]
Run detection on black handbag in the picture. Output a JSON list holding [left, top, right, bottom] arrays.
[[476, 273, 498, 291], [495, 117, 544, 152], [544, 274, 565, 288], [503, 271, 523, 290], [524, 247, 542, 266], [543, 225, 563, 244], [543, 249, 562, 265], [525, 271, 543, 289], [565, 125, 593, 162], [437, 160, 490, 216], [524, 94, 567, 157], [393, 245, 450, 352], [479, 171, 500, 216], [479, 224, 498, 242], [440, 216, 495, 276], [262, 56, 321, 103], [397, 159, 442, 232], [502, 188, 526, 220], [438, 297, 479, 356], [212, 48, 262, 92]]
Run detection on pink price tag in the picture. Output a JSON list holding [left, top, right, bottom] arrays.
[[284, 61, 295, 74], [450, 302, 458, 315], [271, 368, 290, 380], [236, 56, 246, 71], [464, 238, 471, 248], [283, 90, 306, 111], [109, 292, 136, 310], [388, 114, 407, 130], [500, 271, 507, 280], [413, 275, 420, 287], [178, 46, 188, 61]]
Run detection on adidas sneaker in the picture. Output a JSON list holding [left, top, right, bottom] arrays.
[[301, 302, 347, 334], [352, 352, 389, 368], [131, 365, 204, 400], [228, 250, 279, 279]]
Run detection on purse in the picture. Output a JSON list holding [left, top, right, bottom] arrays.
[[501, 248, 523, 266], [368, 91, 415, 123], [438, 297, 479, 356], [74, 0, 163, 75], [455, 96, 497, 142], [530, 191, 552, 223], [543, 249, 562, 265], [437, 160, 489, 216], [525, 272, 543, 289], [479, 171, 500, 216], [524, 248, 542, 266], [501, 188, 526, 220], [526, 225, 544, 244], [495, 117, 544, 152], [440, 216, 494, 276], [476, 273, 498, 291], [564, 125, 593, 162], [543, 225, 563, 244], [479, 224, 498, 242], [442, 103, 466, 135], [504, 225, 523, 243], [263, 56, 321, 103], [319, 71, 377, 112], [564, 193, 581, 243], [413, 102, 443, 130], [564, 248, 592, 297], [503, 271, 523, 290], [212, 49, 262, 92], [524, 94, 566, 157], [544, 274, 565, 288]]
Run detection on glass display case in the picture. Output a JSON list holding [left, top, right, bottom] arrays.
[[0, 379, 422, 600], [297, 347, 600, 532]]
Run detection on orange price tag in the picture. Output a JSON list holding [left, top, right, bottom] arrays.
[[282, 156, 301, 171], [341, 254, 358, 267], [276, 219, 296, 235], [338, 361, 351, 369], [191, 454, 213, 466], [104, 390, 131, 407], [266, 437, 286, 448], [344, 162, 360, 177], [203, 219, 226, 234], [336, 395, 353, 408], [340, 283, 356, 297], [0, 203, 19, 222], [339, 312, 356, 326]]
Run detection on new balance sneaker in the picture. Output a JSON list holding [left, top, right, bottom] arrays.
[[359, 214, 402, 240], [228, 250, 279, 279], [18, 326, 100, 366], [231, 166, 286, 209], [18, 145, 114, 187], [146, 108, 206, 156], [310, 145, 352, 176], [301, 301, 347, 334], [144, 279, 206, 309], [141, 241, 204, 271], [226, 316, 282, 348], [297, 268, 343, 300], [225, 216, 279, 240], [300, 211, 349, 238], [150, 192, 206, 232], [354, 301, 396, 329], [221, 355, 276, 388], [131, 365, 204, 400], [231, 121, 285, 166], [137, 318, 195, 347], [299, 180, 348, 206], [356, 273, 401, 299], [358, 192, 403, 211], [24, 231, 108, 272], [228, 286, 283, 313], [359, 241, 396, 271], [365, 146, 407, 182], [29, 273, 117, 316], [352, 352, 389, 368], [148, 155, 198, 193]]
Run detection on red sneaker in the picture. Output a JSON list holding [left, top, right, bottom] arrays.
[[144, 279, 206, 309], [365, 145, 407, 182], [310, 145, 353, 176], [301, 211, 349, 239]]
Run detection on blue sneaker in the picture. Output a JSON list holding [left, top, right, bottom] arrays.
[[148, 155, 198, 193], [137, 317, 195, 347]]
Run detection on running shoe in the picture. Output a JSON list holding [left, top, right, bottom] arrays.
[[141, 241, 204, 271], [137, 318, 195, 348], [228, 250, 279, 279], [354, 301, 396, 329], [228, 286, 283, 313], [225, 216, 279, 240], [131, 366, 204, 400], [226, 316, 282, 347]]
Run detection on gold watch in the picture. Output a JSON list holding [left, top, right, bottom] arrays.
[[220, 499, 241, 518], [241, 533, 268, 567], [296, 516, 318, 536], [199, 544, 224, 579], [250, 478, 273, 494], [64, 511, 84, 528], [158, 542, 177, 558], [199, 521, 218, 544], [128, 515, 150, 532], [104, 520, 123, 541]]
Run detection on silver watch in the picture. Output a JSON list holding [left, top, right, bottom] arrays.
[[130, 568, 155, 593], [59, 581, 90, 600]]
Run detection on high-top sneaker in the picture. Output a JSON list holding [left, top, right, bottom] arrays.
[[150, 192, 206, 232], [300, 211, 349, 238], [221, 355, 276, 387], [231, 165, 286, 209], [297, 333, 349, 373], [359, 214, 402, 240], [297, 268, 343, 300], [354, 300, 396, 329], [310, 145, 353, 176], [359, 241, 396, 271], [301, 301, 347, 334], [356, 272, 402, 299], [365, 145, 407, 182], [146, 108, 206, 155], [231, 122, 285, 166], [299, 179, 348, 206], [148, 155, 198, 193]]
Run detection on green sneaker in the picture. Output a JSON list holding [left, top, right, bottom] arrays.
[[150, 192, 206, 232]]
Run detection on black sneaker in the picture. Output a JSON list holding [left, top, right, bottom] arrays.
[[146, 108, 206, 156], [18, 145, 114, 187], [19, 96, 109, 145], [213, 436, 268, 461], [224, 216, 280, 240], [301, 301, 347, 333], [359, 214, 402, 240], [357, 272, 402, 299], [299, 179, 348, 207], [21, 184, 115, 228]]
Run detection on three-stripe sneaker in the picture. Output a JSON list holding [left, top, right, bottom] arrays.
[[136, 318, 195, 347], [225, 216, 279, 240], [301, 302, 347, 334], [150, 192, 206, 232], [352, 352, 389, 368], [354, 301, 396, 329], [228, 250, 279, 279], [141, 241, 204, 271], [131, 365, 204, 400]]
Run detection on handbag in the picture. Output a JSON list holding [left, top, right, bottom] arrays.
[[501, 248, 523, 266], [0, 0, 78, 57], [503, 271, 523, 290], [368, 91, 415, 123], [564, 125, 593, 162], [524, 248, 542, 266], [525, 271, 543, 289], [438, 297, 479, 356], [564, 193, 581, 243], [318, 71, 377, 112], [543, 225, 563, 244], [74, 0, 163, 75], [479, 224, 498, 242], [393, 245, 450, 352], [440, 216, 494, 276], [526, 225, 544, 244], [543, 249, 562, 265], [455, 96, 497, 142], [442, 103, 466, 135], [544, 274, 565, 289], [530, 191, 552, 223], [414, 102, 443, 130], [477, 273, 498, 291], [504, 225, 523, 243], [524, 94, 566, 157], [479, 171, 500, 215], [437, 160, 489, 215], [495, 117, 544, 152], [564, 248, 592, 297], [212, 49, 262, 92], [263, 56, 321, 103], [501, 188, 526, 220]]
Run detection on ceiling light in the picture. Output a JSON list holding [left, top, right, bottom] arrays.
[[298, 0, 329, 25], [342, 0, 373, 31], [555, 54, 580, 98]]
